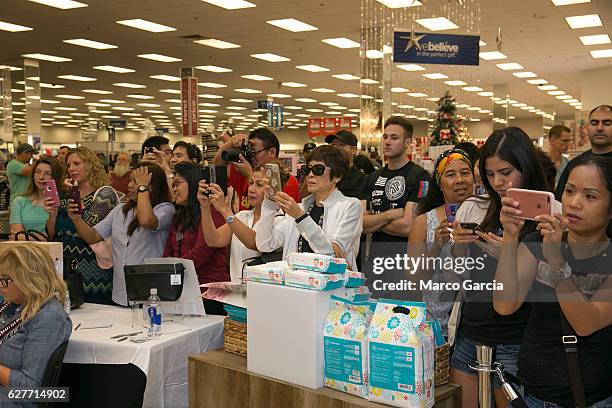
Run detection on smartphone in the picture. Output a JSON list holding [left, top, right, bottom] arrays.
[[200, 165, 228, 195], [69, 184, 82, 215], [445, 203, 459, 223], [265, 163, 282, 201], [460, 222, 479, 230], [507, 188, 554, 221], [474, 184, 486, 195], [43, 179, 60, 208], [145, 147, 155, 154]]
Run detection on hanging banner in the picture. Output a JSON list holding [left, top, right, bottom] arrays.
[[181, 68, 198, 137], [393, 32, 480, 66], [307, 117, 353, 138]]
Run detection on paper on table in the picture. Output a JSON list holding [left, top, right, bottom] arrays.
[[200, 281, 246, 293], [79, 316, 114, 329]]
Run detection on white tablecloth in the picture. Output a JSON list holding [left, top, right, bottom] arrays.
[[65, 303, 224, 408]]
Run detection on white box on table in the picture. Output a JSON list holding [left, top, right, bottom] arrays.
[[0, 241, 63, 277], [247, 281, 343, 389]]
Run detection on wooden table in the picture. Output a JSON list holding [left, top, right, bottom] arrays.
[[189, 350, 462, 408]]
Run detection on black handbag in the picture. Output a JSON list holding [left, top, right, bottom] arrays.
[[63, 255, 85, 310]]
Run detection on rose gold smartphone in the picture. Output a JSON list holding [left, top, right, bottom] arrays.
[[506, 188, 554, 221]]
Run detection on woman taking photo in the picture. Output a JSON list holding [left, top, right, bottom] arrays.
[[255, 145, 363, 270], [495, 155, 612, 408], [200, 164, 284, 283], [46, 146, 119, 305], [448, 127, 560, 408], [66, 163, 174, 306], [408, 148, 474, 338], [163, 162, 229, 315], [10, 156, 63, 240], [0, 244, 72, 404]]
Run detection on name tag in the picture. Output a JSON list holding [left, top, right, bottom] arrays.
[[170, 274, 182, 286]]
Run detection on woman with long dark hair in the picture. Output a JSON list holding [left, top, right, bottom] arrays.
[[448, 127, 561, 408], [163, 162, 229, 315], [66, 163, 174, 306], [495, 155, 612, 407]]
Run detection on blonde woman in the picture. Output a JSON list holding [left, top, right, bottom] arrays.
[[0, 244, 72, 403], [46, 147, 119, 305]]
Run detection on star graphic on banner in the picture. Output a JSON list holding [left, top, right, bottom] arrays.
[[400, 33, 425, 52]]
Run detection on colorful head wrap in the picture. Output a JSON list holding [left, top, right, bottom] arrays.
[[433, 148, 472, 185]]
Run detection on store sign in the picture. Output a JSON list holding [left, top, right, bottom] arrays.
[[307, 117, 353, 138], [109, 119, 127, 128], [393, 32, 480, 66], [181, 76, 198, 137]]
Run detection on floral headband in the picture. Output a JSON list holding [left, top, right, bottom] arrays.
[[433, 148, 472, 185]]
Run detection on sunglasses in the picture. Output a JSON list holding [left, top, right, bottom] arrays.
[[303, 164, 330, 177], [0, 277, 12, 288]]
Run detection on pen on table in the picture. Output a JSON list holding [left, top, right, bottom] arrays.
[[74, 323, 82, 331]]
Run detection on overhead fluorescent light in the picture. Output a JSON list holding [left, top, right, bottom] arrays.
[[306, 108, 323, 113], [56, 94, 84, 99], [266, 18, 317, 32], [415, 17, 458, 31], [550, 0, 590, 5], [227, 106, 247, 110], [496, 62, 523, 70], [199, 103, 219, 107], [477, 91, 494, 96], [295, 98, 317, 102], [200, 0, 255, 10], [199, 82, 227, 88], [312, 88, 335, 93], [422, 73, 448, 79], [63, 38, 117, 49], [116, 19, 176, 32], [22, 53, 71, 62], [241, 74, 273, 81], [590, 49, 612, 58], [361, 78, 379, 84], [137, 103, 160, 107], [199, 94, 223, 99], [579, 34, 611, 45], [565, 14, 602, 29], [194, 38, 241, 49], [479, 40, 487, 46], [41, 99, 60, 104], [150, 74, 181, 81], [284, 106, 303, 110], [93, 65, 134, 73], [29, 0, 87, 9], [296, 64, 329, 72], [463, 86, 483, 92], [397, 64, 425, 71], [195, 65, 232, 73], [40, 83, 65, 89], [83, 89, 112, 94], [0, 20, 33, 32], [539, 85, 558, 90], [127, 94, 154, 99], [56, 107, 78, 111], [267, 93, 291, 98], [548, 90, 565, 95], [513, 71, 537, 78], [159, 89, 181, 94], [564, 99, 579, 103], [113, 107, 135, 111], [375, 0, 422, 8], [100, 99, 125, 103], [321, 38, 360, 49], [0, 65, 22, 71], [557, 95, 572, 100], [282, 82, 306, 87], [338, 93, 360, 98], [235, 88, 261, 94], [408, 92, 427, 97], [444, 80, 467, 86], [479, 51, 507, 60], [138, 53, 182, 62], [332, 74, 360, 80], [527, 79, 548, 85], [164, 98, 181, 103], [57, 74, 96, 81], [113, 82, 146, 88], [391, 87, 409, 92], [250, 53, 290, 62], [365, 49, 384, 59]]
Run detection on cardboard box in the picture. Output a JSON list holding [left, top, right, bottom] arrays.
[[0, 241, 63, 277], [247, 281, 344, 389]]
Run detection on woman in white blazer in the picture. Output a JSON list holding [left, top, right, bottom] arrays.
[[256, 145, 363, 270]]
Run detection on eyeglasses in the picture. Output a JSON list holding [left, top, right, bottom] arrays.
[[303, 164, 330, 177], [171, 179, 187, 188], [0, 277, 12, 288], [251, 147, 270, 155]]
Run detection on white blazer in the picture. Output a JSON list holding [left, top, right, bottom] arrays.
[[255, 188, 363, 271]]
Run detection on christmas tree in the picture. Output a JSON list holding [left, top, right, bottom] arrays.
[[430, 91, 459, 146]]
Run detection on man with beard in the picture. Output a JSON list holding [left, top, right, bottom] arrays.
[[110, 152, 132, 195], [360, 116, 431, 298], [555, 105, 612, 199]]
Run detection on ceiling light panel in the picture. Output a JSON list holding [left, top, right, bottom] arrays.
[[422, 73, 448, 79], [138, 54, 182, 62], [579, 34, 611, 45], [565, 14, 602, 29], [312, 88, 335, 93], [496, 63, 523, 70], [295, 98, 317, 102], [415, 17, 458, 31], [444, 80, 467, 86], [375, 0, 422, 7], [93, 65, 134, 73], [195, 65, 233, 73], [116, 19, 176, 32], [396, 64, 425, 71], [321, 38, 360, 48], [296, 65, 329, 72], [0, 20, 33, 32], [113, 82, 146, 88], [513, 71, 537, 78], [29, 0, 87, 9], [199, 82, 227, 88], [57, 75, 96, 81], [56, 94, 84, 99], [150, 75, 180, 81], [590, 49, 612, 58], [194, 38, 241, 49], [241, 74, 273, 81], [538, 85, 558, 90], [250, 53, 290, 62], [527, 79, 548, 85], [479, 51, 507, 60], [550, 0, 590, 5], [159, 89, 181, 94], [266, 18, 317, 32], [63, 38, 117, 49], [235, 88, 261, 94], [83, 89, 112, 94], [127, 94, 154, 99], [282, 82, 306, 87], [22, 53, 71, 62], [332, 74, 360, 80], [200, 0, 255, 10]]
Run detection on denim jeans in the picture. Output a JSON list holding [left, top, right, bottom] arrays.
[[523, 391, 612, 408]]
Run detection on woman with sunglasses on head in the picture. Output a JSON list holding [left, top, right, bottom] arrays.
[[163, 162, 229, 315], [448, 127, 562, 408], [65, 164, 174, 306], [408, 148, 474, 339], [255, 145, 363, 270], [10, 156, 63, 241], [494, 155, 612, 408], [0, 244, 71, 405]]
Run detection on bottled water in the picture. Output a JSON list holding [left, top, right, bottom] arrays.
[[146, 288, 162, 337]]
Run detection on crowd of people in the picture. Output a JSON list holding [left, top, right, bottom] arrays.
[[0, 104, 610, 407]]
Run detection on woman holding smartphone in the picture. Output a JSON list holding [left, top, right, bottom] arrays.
[[495, 155, 612, 408], [46, 147, 119, 305], [408, 148, 474, 338], [10, 156, 63, 240], [448, 127, 561, 408]]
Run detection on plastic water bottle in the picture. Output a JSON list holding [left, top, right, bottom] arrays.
[[146, 288, 162, 337]]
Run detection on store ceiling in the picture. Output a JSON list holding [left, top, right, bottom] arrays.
[[1, 0, 610, 134]]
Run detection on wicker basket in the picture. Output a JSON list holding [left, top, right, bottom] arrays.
[[434, 343, 451, 386], [0, 211, 9, 237], [224, 318, 247, 356]]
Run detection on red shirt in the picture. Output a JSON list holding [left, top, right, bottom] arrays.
[[163, 208, 229, 285], [229, 166, 300, 211], [111, 171, 131, 195]]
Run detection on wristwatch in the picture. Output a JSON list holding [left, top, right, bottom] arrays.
[[552, 262, 572, 281], [137, 185, 149, 193], [226, 215, 235, 224]]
